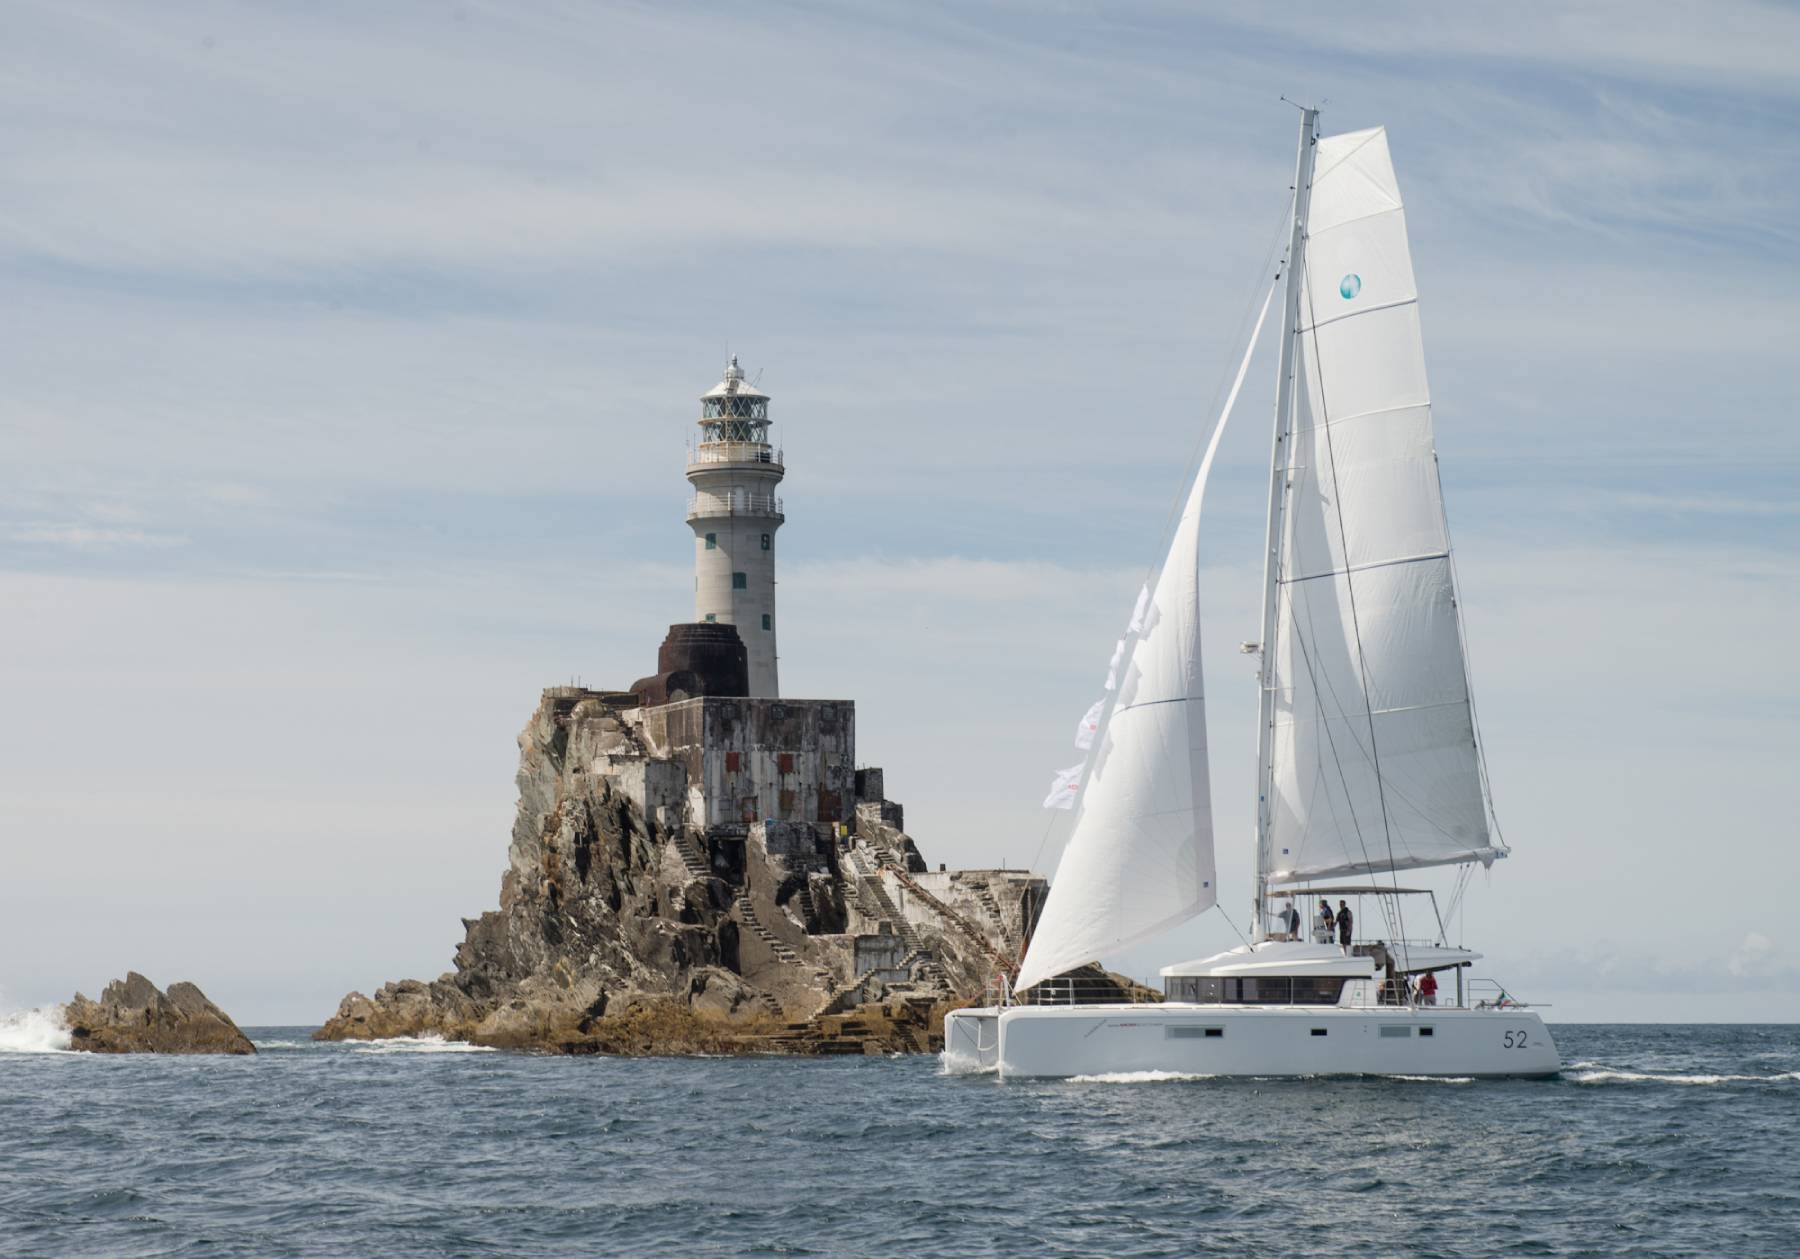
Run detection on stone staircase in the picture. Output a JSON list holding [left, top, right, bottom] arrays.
[[971, 879, 1006, 932], [734, 891, 801, 966], [862, 877, 921, 952], [671, 830, 711, 880], [844, 844, 922, 951], [793, 880, 820, 932]]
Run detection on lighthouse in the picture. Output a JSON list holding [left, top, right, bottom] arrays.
[[686, 355, 783, 697]]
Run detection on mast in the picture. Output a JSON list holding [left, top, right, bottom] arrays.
[[1252, 106, 1317, 938]]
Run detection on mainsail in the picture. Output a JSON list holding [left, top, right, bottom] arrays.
[[1262, 127, 1504, 885], [1015, 286, 1274, 992]]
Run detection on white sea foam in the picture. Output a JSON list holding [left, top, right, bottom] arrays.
[[1067, 1070, 1217, 1084], [0, 1005, 73, 1053], [1567, 1063, 1800, 1086], [350, 1033, 496, 1055], [937, 1051, 997, 1076], [1388, 1074, 1476, 1084]]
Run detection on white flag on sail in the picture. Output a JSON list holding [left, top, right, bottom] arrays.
[[1042, 763, 1084, 810], [1074, 700, 1103, 751], [1102, 638, 1125, 691], [1126, 584, 1151, 634]]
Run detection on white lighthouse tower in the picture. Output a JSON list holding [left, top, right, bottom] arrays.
[[686, 355, 784, 697]]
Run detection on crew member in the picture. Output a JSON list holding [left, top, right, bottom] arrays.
[[1337, 899, 1354, 954]]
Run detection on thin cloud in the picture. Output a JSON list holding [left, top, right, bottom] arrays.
[[4, 523, 187, 549]]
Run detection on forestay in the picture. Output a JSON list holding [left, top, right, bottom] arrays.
[[1015, 285, 1274, 993], [1263, 127, 1503, 885]]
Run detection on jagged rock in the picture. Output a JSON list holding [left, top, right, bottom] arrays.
[[63, 972, 255, 1055], [316, 688, 1044, 1053]]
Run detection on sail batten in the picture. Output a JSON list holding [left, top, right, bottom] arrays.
[[1260, 125, 1500, 887]]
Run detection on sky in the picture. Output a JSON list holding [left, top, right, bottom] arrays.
[[2, 1, 1797, 1024]]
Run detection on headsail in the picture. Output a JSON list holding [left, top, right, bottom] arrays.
[[1262, 127, 1504, 885], [1015, 284, 1274, 992]]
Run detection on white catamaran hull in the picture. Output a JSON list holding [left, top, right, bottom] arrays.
[[945, 1005, 1559, 1079]]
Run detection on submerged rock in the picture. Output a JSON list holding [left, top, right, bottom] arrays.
[[64, 972, 255, 1055]]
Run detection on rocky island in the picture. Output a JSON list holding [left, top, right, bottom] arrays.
[[317, 676, 1046, 1055], [318, 359, 1071, 1055], [65, 972, 255, 1055]]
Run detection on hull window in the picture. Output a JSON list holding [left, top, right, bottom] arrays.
[[1310, 1028, 1328, 1036], [1163, 976, 1347, 1005], [1380, 1026, 1412, 1038], [1166, 1026, 1224, 1040]]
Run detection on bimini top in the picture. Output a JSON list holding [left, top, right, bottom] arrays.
[[1162, 941, 1374, 979], [1160, 938, 1485, 979], [701, 354, 769, 401], [1264, 885, 1433, 897]]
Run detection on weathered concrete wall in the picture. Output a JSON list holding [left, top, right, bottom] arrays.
[[854, 933, 907, 978], [638, 697, 855, 829], [907, 870, 1045, 954], [596, 756, 687, 831], [752, 819, 831, 867]]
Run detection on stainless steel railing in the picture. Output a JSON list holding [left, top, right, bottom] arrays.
[[686, 442, 783, 469], [686, 493, 785, 519]]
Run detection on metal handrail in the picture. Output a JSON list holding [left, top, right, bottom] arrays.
[[1019, 976, 1137, 1007], [687, 442, 783, 468], [687, 493, 785, 519]]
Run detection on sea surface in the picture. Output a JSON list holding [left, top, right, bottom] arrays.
[[1, 1020, 1796, 1257]]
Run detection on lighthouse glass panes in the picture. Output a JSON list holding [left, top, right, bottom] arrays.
[[686, 355, 784, 697]]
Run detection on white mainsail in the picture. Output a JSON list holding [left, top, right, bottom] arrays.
[[1015, 286, 1274, 992], [1263, 127, 1503, 885]]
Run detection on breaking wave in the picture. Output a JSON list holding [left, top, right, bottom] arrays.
[[1067, 1070, 1217, 1084], [0, 1005, 73, 1053], [349, 1033, 496, 1055], [1566, 1061, 1800, 1086], [1388, 1075, 1475, 1084]]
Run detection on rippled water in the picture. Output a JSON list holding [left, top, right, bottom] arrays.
[[2, 1023, 1796, 1256]]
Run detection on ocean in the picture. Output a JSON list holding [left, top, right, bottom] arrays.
[[1, 1021, 1796, 1257]]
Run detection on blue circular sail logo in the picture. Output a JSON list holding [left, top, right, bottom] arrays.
[[1339, 273, 1362, 299]]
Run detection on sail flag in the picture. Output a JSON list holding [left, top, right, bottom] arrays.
[[1015, 281, 1276, 993], [1074, 699, 1103, 751], [1264, 127, 1504, 885], [1042, 764, 1083, 810]]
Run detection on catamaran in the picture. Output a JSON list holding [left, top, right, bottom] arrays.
[[946, 109, 1559, 1079]]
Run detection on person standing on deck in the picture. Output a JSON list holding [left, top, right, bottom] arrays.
[[1317, 900, 1335, 944], [1337, 900, 1354, 954], [1419, 971, 1438, 1006]]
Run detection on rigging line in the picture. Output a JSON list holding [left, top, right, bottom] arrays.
[[1063, 270, 1279, 842], [1276, 589, 1393, 937], [1263, 366, 1392, 935], [1027, 810, 1060, 887], [1298, 239, 1410, 951], [1215, 901, 1254, 951], [1135, 189, 1297, 592]]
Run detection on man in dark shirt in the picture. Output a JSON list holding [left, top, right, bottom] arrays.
[[1337, 900, 1354, 954], [1318, 899, 1335, 943]]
